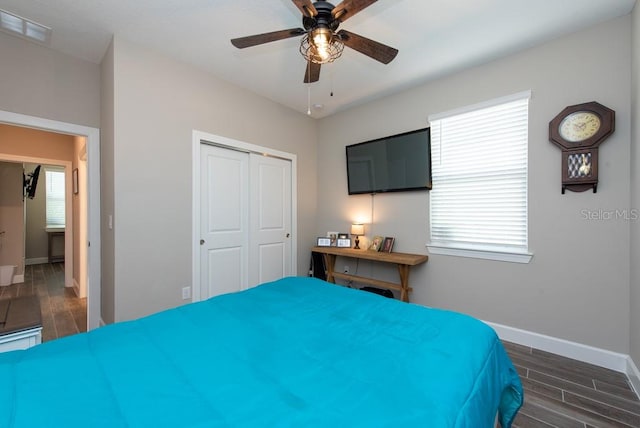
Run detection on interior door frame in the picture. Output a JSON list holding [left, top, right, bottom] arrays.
[[191, 130, 297, 302], [0, 110, 101, 330]]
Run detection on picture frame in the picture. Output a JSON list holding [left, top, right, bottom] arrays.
[[382, 237, 395, 253], [368, 235, 384, 251], [326, 231, 339, 246], [336, 238, 351, 248], [72, 168, 79, 195], [317, 237, 332, 247], [337, 233, 349, 239]]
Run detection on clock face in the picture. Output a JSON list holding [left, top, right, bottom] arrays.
[[558, 111, 601, 143]]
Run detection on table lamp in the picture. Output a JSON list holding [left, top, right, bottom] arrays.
[[351, 224, 364, 249]]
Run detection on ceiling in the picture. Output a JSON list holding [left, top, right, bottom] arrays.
[[0, 0, 636, 118]]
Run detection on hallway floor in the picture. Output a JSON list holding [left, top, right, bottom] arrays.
[[0, 263, 86, 342]]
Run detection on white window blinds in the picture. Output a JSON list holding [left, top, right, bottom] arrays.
[[428, 91, 530, 259], [45, 168, 65, 227]]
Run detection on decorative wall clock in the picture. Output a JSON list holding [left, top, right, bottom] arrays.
[[549, 101, 615, 194]]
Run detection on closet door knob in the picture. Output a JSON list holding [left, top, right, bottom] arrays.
[[200, 239, 205, 245]]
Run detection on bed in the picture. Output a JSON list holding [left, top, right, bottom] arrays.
[[0, 276, 522, 427]]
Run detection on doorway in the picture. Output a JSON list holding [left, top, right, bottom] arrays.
[[0, 157, 73, 288], [191, 131, 297, 301], [0, 110, 101, 330]]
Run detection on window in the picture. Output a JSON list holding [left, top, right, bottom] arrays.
[[45, 168, 65, 228], [427, 91, 532, 263]]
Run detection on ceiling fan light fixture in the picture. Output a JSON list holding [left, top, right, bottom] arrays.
[[300, 28, 343, 65], [232, 0, 396, 84]]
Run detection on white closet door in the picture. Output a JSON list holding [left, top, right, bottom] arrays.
[[200, 145, 249, 299], [200, 144, 293, 300], [249, 154, 292, 287]]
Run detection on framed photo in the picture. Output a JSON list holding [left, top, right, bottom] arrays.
[[368, 235, 384, 251], [327, 231, 339, 246], [337, 233, 349, 239], [72, 168, 79, 195], [317, 237, 332, 247], [382, 237, 395, 253], [336, 238, 351, 248]]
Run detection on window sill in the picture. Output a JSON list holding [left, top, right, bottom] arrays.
[[426, 243, 533, 264]]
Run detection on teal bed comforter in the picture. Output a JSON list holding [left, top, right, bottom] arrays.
[[0, 277, 522, 427]]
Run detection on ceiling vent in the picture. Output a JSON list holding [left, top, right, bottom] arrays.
[[0, 9, 51, 45]]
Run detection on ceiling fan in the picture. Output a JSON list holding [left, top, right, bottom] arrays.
[[230, 0, 398, 83]]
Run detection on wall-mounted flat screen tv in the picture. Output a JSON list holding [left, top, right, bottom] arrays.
[[346, 127, 431, 195]]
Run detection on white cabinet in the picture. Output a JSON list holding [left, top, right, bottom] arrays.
[[0, 295, 43, 353], [0, 327, 42, 353]]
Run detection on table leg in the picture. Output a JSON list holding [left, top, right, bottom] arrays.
[[323, 254, 337, 283], [397, 264, 412, 302], [48, 233, 53, 263]]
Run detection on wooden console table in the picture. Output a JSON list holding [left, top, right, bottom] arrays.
[[312, 246, 428, 302]]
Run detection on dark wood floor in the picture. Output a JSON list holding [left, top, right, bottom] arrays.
[[0, 263, 86, 341], [505, 341, 640, 428]]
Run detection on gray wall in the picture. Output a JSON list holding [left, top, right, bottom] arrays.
[[630, 4, 639, 369], [0, 31, 100, 128], [100, 40, 116, 324], [105, 37, 318, 322], [0, 162, 23, 275], [0, 32, 100, 284], [24, 163, 48, 261], [317, 16, 633, 354], [0, 31, 318, 324]]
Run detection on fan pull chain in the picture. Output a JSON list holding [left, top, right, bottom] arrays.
[[330, 63, 334, 97], [306, 58, 312, 115]]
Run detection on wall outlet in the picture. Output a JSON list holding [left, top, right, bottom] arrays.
[[182, 286, 191, 300], [343, 265, 350, 273]]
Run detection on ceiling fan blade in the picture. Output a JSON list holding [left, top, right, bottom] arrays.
[[292, 0, 317, 17], [337, 29, 398, 64], [231, 28, 305, 49], [304, 61, 321, 83], [332, 0, 377, 23]]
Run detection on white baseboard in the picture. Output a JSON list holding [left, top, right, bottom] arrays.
[[627, 357, 640, 397], [72, 278, 87, 298], [25, 257, 48, 266], [487, 321, 638, 385], [12, 274, 24, 284]]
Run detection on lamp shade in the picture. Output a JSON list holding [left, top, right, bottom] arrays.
[[351, 224, 364, 236]]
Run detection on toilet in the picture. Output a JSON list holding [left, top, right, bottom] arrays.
[[0, 265, 15, 286]]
